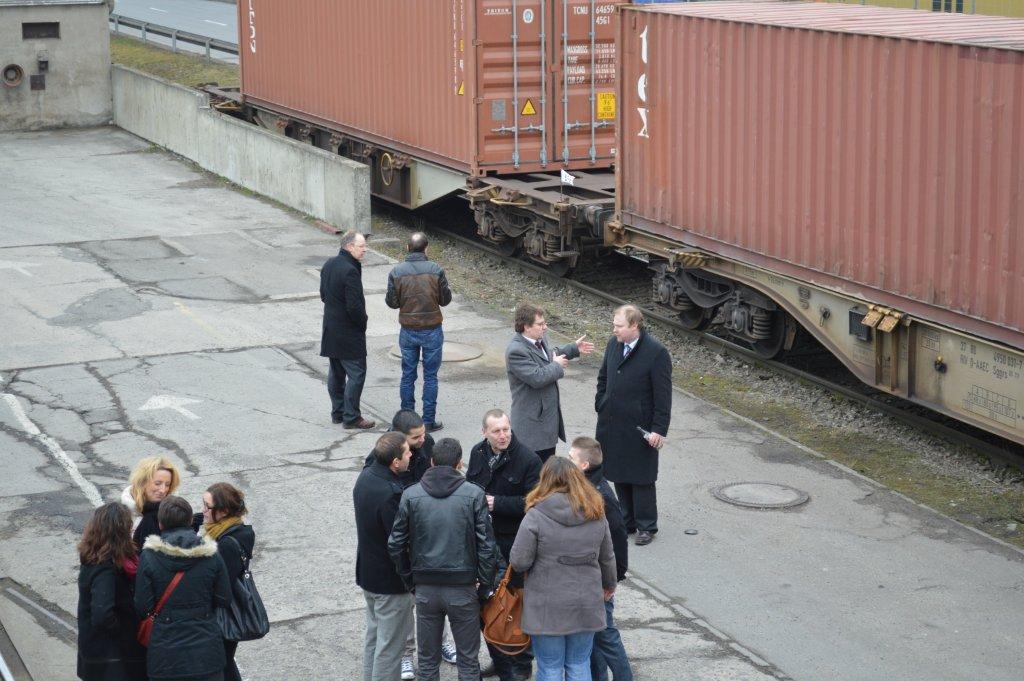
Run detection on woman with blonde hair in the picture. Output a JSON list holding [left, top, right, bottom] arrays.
[[510, 456, 617, 681], [120, 457, 181, 551]]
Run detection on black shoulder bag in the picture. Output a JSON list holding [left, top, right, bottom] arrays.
[[216, 532, 270, 642]]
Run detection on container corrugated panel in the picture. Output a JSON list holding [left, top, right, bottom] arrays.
[[239, 0, 626, 176], [617, 1, 1024, 348]]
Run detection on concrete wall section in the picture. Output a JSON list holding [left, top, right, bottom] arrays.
[[0, 2, 112, 131], [111, 65, 370, 233]]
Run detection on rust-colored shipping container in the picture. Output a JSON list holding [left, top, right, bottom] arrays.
[[616, 1, 1024, 350], [239, 0, 626, 177]]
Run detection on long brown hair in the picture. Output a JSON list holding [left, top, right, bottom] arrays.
[[78, 502, 136, 565], [525, 457, 604, 521]]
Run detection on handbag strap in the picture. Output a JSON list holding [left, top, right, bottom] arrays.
[[222, 534, 251, 570], [151, 571, 184, 617]]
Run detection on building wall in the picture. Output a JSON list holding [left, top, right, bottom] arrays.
[[0, 3, 112, 131]]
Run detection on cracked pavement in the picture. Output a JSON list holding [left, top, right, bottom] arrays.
[[1, 127, 1022, 680]]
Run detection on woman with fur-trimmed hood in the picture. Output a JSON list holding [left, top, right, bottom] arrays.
[[135, 496, 232, 681]]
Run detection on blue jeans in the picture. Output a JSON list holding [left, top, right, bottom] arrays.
[[399, 326, 443, 424], [531, 632, 594, 681], [590, 598, 633, 681]]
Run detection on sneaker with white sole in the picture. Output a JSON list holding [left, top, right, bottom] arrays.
[[441, 641, 458, 665], [401, 658, 414, 680]]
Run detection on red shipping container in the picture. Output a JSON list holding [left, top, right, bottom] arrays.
[[239, 0, 626, 176], [616, 2, 1024, 350]]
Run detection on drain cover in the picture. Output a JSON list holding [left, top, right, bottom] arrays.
[[388, 341, 482, 363], [712, 482, 809, 509]]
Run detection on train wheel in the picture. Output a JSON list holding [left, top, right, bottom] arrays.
[[678, 306, 713, 331], [748, 311, 796, 359], [492, 237, 521, 257], [545, 258, 575, 278]]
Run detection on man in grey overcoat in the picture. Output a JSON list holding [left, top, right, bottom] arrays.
[[505, 303, 594, 462]]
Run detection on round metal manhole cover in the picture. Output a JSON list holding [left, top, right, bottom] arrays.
[[712, 482, 810, 510], [388, 341, 483, 363]]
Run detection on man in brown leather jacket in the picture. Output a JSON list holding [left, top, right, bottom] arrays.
[[386, 233, 452, 432]]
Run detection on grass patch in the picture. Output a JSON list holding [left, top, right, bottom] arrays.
[[110, 35, 239, 88]]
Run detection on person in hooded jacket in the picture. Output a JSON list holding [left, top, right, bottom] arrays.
[[135, 496, 231, 681], [510, 457, 617, 681], [567, 438, 632, 681], [77, 502, 148, 681], [121, 457, 181, 553], [198, 483, 255, 681], [388, 438, 498, 681]]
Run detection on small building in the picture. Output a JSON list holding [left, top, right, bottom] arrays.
[[0, 0, 112, 131]]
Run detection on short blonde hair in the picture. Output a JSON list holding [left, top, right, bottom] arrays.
[[128, 457, 181, 512], [614, 304, 644, 329]]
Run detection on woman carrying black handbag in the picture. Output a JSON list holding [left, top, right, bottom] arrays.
[[199, 483, 260, 681]]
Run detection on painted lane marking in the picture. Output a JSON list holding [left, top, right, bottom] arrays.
[[139, 394, 202, 420], [204, 19, 227, 26], [0, 260, 40, 277], [149, 7, 167, 12], [1, 394, 104, 507], [4, 588, 78, 635]]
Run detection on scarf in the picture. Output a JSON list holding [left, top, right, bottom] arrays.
[[203, 516, 242, 540]]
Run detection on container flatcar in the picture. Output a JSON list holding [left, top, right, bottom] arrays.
[[613, 1, 1024, 444]]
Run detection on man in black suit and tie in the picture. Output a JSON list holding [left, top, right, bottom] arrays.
[[505, 303, 593, 462], [595, 305, 672, 546]]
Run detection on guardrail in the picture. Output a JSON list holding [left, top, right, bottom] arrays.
[[109, 14, 238, 59]]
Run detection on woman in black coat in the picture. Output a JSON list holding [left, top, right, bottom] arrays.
[[135, 496, 232, 681], [77, 502, 147, 681], [120, 457, 181, 552], [199, 483, 256, 681]]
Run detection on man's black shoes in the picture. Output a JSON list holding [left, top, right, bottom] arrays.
[[635, 531, 654, 546], [425, 421, 444, 433]]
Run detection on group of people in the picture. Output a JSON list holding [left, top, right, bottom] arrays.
[[330, 231, 674, 680], [76, 457, 256, 681]]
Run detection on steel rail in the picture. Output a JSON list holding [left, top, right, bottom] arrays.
[[109, 14, 239, 59], [410, 223, 1023, 472]]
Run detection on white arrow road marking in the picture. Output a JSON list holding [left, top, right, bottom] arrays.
[[0, 260, 40, 277], [2, 393, 105, 507], [139, 394, 203, 420]]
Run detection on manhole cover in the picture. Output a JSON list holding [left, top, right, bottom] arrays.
[[388, 341, 482, 363], [711, 482, 809, 509]]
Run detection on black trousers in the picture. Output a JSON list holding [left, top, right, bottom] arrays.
[[535, 447, 556, 464], [486, 534, 533, 680], [224, 640, 240, 681], [614, 482, 658, 533]]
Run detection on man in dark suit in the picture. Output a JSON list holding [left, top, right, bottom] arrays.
[[595, 305, 672, 547], [466, 409, 541, 681], [353, 432, 414, 680], [569, 436, 633, 681], [320, 230, 375, 429], [505, 302, 593, 463]]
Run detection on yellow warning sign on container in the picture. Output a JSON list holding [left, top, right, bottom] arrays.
[[596, 92, 615, 120], [521, 99, 537, 116], [458, 82, 465, 96]]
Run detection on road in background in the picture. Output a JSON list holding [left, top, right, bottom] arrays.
[[114, 0, 238, 43]]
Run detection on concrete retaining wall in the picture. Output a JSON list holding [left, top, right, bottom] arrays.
[[111, 65, 370, 233]]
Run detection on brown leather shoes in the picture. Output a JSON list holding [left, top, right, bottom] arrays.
[[343, 417, 376, 430]]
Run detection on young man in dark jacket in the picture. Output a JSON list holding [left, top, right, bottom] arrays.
[[353, 432, 414, 681], [466, 409, 542, 681], [385, 232, 452, 432], [364, 409, 434, 488], [320, 229, 375, 429], [569, 437, 633, 681], [135, 496, 232, 681], [389, 438, 497, 681]]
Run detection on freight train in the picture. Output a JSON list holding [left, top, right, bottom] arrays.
[[217, 1, 1024, 446]]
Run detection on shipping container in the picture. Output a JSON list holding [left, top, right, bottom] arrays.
[[239, 0, 627, 178], [616, 1, 1024, 350]]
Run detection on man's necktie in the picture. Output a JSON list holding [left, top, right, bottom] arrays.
[[623, 344, 631, 359], [535, 339, 546, 356]]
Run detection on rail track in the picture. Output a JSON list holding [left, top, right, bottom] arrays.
[[391, 202, 1024, 473]]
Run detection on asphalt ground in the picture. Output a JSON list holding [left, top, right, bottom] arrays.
[[0, 127, 1022, 680], [114, 0, 237, 43]]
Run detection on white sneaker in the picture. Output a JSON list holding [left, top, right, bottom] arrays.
[[401, 658, 414, 680], [441, 641, 458, 665]]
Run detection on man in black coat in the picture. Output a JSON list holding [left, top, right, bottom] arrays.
[[595, 305, 672, 547], [569, 437, 634, 681], [466, 409, 541, 681], [354, 432, 414, 681], [389, 438, 497, 681], [320, 230, 375, 429]]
